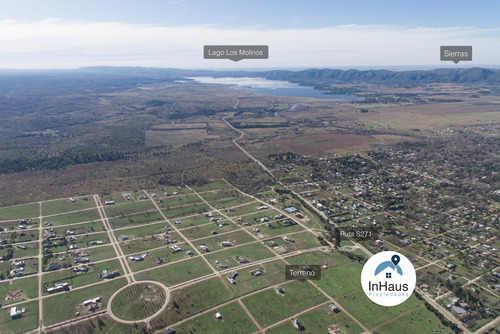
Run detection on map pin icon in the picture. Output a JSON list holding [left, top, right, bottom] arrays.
[[391, 254, 400, 267]]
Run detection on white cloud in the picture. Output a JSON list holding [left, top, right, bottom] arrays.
[[0, 19, 498, 69]]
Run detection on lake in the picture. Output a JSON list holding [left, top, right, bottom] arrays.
[[188, 77, 361, 100]]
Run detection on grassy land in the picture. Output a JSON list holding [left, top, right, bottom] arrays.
[[0, 276, 38, 305], [315, 262, 364, 297], [221, 259, 287, 297], [374, 305, 454, 334], [134, 257, 213, 286], [265, 303, 363, 334], [42, 278, 127, 326], [175, 301, 258, 334], [241, 280, 329, 328], [204, 243, 276, 270], [0, 203, 39, 221], [149, 277, 237, 330], [42, 198, 97, 216], [43, 209, 102, 226], [338, 290, 423, 329], [0, 300, 39, 334]]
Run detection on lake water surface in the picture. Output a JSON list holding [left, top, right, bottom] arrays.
[[188, 77, 360, 100]]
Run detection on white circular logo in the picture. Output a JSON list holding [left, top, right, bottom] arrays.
[[361, 251, 416, 306]]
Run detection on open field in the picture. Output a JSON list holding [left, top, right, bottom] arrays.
[[241, 279, 330, 328], [175, 301, 259, 334]]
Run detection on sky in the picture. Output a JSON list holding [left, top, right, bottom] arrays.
[[0, 0, 499, 69]]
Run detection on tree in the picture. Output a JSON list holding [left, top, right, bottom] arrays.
[[334, 228, 341, 248]]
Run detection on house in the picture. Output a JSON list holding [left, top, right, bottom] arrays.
[[128, 255, 142, 261], [90, 241, 103, 245], [282, 236, 293, 242], [156, 257, 163, 264], [199, 244, 210, 252], [12, 260, 25, 267], [237, 257, 249, 264], [450, 306, 468, 318], [252, 228, 260, 233], [284, 207, 298, 214], [327, 324, 343, 334], [220, 241, 232, 247], [74, 257, 89, 263], [215, 312, 222, 320], [250, 268, 263, 276], [16, 245, 27, 250], [47, 262, 61, 271], [328, 303, 339, 312], [83, 297, 102, 306], [47, 282, 70, 293], [10, 268, 23, 277], [292, 318, 304, 331], [104, 201, 116, 206], [73, 266, 88, 272], [275, 286, 285, 294], [165, 328, 176, 334], [257, 205, 268, 211], [103, 271, 119, 279], [170, 245, 182, 253], [260, 217, 269, 222], [10, 307, 22, 319]]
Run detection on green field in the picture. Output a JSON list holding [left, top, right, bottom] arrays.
[[104, 201, 156, 218], [176, 301, 259, 334], [265, 304, 363, 334], [221, 260, 287, 297], [162, 202, 211, 219], [107, 210, 164, 229], [0, 203, 39, 221], [0, 300, 39, 334], [338, 290, 423, 329], [44, 208, 101, 226], [134, 257, 213, 286], [241, 280, 329, 328], [198, 229, 256, 251], [42, 198, 97, 216], [181, 220, 240, 240], [42, 259, 123, 291], [0, 276, 38, 305], [204, 243, 276, 270], [42, 278, 127, 326], [315, 262, 364, 297], [375, 305, 454, 334], [149, 277, 237, 329]]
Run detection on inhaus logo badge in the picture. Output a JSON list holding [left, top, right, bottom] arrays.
[[361, 251, 416, 306]]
